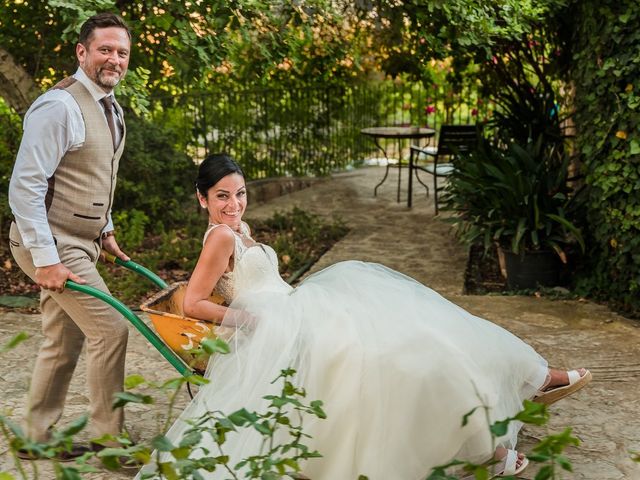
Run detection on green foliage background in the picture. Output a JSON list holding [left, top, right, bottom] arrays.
[[0, 102, 21, 240], [115, 115, 197, 235], [569, 0, 640, 315]]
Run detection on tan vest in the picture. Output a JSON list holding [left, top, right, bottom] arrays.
[[45, 78, 126, 243]]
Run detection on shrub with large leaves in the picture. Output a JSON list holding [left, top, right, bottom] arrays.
[[114, 113, 197, 242], [443, 135, 584, 262]]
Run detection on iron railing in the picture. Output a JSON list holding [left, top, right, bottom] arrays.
[[151, 80, 489, 180]]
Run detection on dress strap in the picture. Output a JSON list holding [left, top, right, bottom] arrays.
[[240, 221, 251, 237], [203, 222, 234, 245]]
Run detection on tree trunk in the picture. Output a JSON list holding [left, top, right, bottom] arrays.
[[0, 47, 40, 115]]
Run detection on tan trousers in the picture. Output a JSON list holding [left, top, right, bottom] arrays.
[[9, 222, 128, 441]]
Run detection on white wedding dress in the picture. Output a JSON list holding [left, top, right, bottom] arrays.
[[137, 223, 548, 480]]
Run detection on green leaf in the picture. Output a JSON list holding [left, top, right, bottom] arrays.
[[526, 452, 551, 462], [158, 461, 180, 480], [309, 399, 327, 419], [201, 338, 231, 355], [0, 332, 29, 353], [0, 415, 26, 438], [179, 430, 202, 448], [57, 414, 89, 437], [228, 408, 257, 426], [186, 374, 210, 386], [112, 392, 154, 409], [56, 465, 83, 480], [254, 420, 272, 435], [162, 377, 188, 392], [124, 374, 146, 389], [461, 406, 481, 427], [95, 447, 130, 458], [534, 464, 553, 480], [152, 435, 176, 452], [170, 446, 191, 459], [489, 419, 510, 437], [514, 400, 548, 426], [555, 454, 574, 471]]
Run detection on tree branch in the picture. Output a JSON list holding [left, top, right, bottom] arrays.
[[0, 47, 40, 114]]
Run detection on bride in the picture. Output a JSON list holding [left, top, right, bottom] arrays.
[[137, 154, 591, 479]]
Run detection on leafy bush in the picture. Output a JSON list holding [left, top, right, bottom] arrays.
[[442, 136, 584, 262], [569, 1, 640, 316], [427, 400, 579, 480], [129, 366, 325, 479], [1, 333, 324, 479], [112, 209, 150, 251], [114, 113, 198, 233], [0, 101, 22, 242]]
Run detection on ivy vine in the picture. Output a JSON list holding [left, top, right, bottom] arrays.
[[570, 0, 640, 315]]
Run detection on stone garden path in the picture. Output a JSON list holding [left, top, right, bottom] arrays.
[[1, 166, 639, 479]]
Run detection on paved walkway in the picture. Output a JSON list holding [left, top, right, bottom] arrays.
[[1, 166, 639, 479]]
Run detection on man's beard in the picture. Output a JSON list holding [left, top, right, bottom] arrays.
[[95, 67, 124, 89]]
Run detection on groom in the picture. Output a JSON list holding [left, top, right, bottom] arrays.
[[8, 12, 132, 460]]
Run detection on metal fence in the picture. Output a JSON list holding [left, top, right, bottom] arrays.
[[151, 80, 488, 180]]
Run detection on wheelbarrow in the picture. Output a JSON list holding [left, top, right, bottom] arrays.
[[65, 252, 225, 379]]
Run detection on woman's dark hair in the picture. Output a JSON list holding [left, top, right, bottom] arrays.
[[195, 153, 244, 197], [79, 13, 131, 46]]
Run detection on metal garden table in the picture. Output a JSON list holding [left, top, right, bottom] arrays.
[[361, 126, 435, 203]]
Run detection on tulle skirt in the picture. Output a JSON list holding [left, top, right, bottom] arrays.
[[138, 261, 547, 480]]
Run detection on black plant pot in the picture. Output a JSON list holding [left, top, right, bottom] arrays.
[[503, 249, 561, 290]]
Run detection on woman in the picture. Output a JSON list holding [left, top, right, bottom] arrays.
[[140, 154, 591, 479]]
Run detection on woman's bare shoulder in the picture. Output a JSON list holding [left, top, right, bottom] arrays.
[[203, 224, 236, 250]]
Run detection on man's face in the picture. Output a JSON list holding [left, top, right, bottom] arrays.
[[76, 26, 131, 92]]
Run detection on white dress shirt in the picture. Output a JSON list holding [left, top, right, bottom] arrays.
[[8, 67, 123, 267]]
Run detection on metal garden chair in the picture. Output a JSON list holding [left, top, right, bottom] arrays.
[[408, 124, 479, 214]]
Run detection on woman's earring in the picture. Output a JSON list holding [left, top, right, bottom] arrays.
[[200, 203, 207, 209]]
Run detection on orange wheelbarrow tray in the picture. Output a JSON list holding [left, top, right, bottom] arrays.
[[65, 252, 224, 377]]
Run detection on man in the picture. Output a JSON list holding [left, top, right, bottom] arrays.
[[8, 12, 132, 461]]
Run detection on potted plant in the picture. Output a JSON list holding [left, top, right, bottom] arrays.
[[441, 134, 585, 289]]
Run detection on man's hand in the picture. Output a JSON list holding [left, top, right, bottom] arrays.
[[35, 263, 85, 293], [101, 234, 130, 262]]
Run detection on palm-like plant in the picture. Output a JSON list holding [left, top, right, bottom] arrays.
[[442, 135, 584, 263]]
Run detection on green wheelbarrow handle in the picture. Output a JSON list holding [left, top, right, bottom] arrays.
[[100, 251, 169, 290], [65, 256, 191, 377]]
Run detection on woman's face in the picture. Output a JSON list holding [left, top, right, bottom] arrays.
[[199, 173, 247, 231]]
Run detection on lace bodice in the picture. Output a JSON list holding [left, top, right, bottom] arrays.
[[203, 222, 293, 304]]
